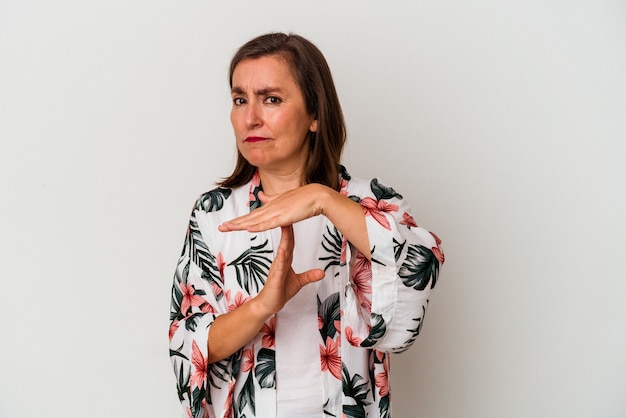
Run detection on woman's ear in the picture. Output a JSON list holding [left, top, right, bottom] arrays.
[[309, 119, 318, 133]]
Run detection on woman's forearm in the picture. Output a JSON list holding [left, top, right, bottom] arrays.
[[208, 226, 324, 363], [207, 298, 271, 364], [321, 187, 371, 260]]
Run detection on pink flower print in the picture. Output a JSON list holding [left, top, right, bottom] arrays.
[[226, 290, 251, 312], [360, 197, 399, 230], [426, 231, 444, 264], [211, 281, 223, 299], [242, 346, 254, 372], [201, 302, 216, 314], [318, 315, 324, 330], [334, 319, 342, 335], [187, 401, 210, 418], [249, 171, 262, 202], [339, 178, 349, 197], [432, 246, 445, 265], [251, 171, 261, 187], [351, 252, 372, 312], [216, 252, 226, 279], [340, 237, 347, 265], [260, 317, 275, 348], [223, 380, 236, 418], [345, 326, 362, 346], [320, 337, 342, 380], [190, 340, 207, 389], [430, 231, 442, 246], [201, 401, 210, 418], [375, 353, 390, 397], [375, 368, 389, 397], [400, 212, 417, 228], [179, 282, 206, 317], [169, 320, 179, 342]]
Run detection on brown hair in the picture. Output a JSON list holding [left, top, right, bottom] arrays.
[[218, 33, 346, 191]]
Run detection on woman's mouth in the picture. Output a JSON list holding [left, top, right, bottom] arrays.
[[245, 136, 269, 143]]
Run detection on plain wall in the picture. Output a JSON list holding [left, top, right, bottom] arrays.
[[1, 1, 625, 417]]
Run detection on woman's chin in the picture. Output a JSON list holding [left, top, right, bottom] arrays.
[[242, 157, 267, 168], [241, 149, 272, 168]]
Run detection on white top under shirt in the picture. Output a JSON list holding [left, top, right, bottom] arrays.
[[270, 217, 325, 418]]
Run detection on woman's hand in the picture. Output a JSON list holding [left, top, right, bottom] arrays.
[[254, 225, 325, 316], [218, 183, 329, 233], [207, 225, 324, 363], [219, 183, 372, 260]]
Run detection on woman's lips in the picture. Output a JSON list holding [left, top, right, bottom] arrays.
[[245, 136, 268, 143]]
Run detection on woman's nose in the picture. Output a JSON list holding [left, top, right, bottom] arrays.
[[245, 102, 262, 129]]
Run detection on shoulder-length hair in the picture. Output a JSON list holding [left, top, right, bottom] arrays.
[[218, 33, 346, 191]]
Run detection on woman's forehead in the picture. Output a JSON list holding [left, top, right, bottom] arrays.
[[231, 56, 299, 91]]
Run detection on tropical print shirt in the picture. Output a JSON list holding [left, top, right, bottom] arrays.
[[169, 166, 444, 418]]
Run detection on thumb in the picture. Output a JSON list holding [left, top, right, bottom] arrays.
[[297, 268, 325, 286], [258, 191, 275, 204]]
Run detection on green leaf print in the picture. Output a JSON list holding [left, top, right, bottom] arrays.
[[197, 187, 232, 212], [228, 236, 273, 294], [255, 348, 276, 389], [342, 363, 370, 418], [378, 393, 391, 418], [189, 217, 222, 287], [370, 178, 403, 201], [318, 292, 340, 341], [360, 313, 387, 348], [320, 225, 343, 271], [237, 370, 256, 416], [399, 244, 439, 290], [393, 238, 406, 263], [170, 266, 185, 321], [174, 359, 190, 402], [396, 306, 427, 353]]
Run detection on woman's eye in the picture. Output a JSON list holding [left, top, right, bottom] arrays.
[[233, 97, 246, 106], [264, 96, 282, 104]]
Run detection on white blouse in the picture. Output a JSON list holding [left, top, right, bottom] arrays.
[[169, 167, 444, 418]]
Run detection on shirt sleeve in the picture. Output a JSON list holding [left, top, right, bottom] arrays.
[[343, 178, 445, 353], [169, 199, 229, 418]]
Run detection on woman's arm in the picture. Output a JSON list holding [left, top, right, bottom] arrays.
[[341, 177, 444, 353], [218, 183, 371, 259], [319, 186, 371, 260], [207, 225, 324, 363]]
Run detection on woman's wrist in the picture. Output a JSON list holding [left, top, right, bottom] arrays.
[[317, 183, 337, 218], [248, 294, 276, 322]]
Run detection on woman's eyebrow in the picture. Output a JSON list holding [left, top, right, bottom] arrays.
[[230, 86, 285, 95], [231, 86, 245, 95], [254, 87, 284, 96]]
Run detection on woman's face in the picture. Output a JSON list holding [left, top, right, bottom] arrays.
[[230, 56, 317, 176]]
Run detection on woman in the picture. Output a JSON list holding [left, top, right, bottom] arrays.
[[169, 33, 444, 418]]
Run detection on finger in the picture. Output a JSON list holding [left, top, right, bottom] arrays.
[[278, 225, 294, 257], [297, 268, 325, 286], [258, 191, 276, 204], [218, 222, 248, 232], [218, 215, 246, 231], [218, 210, 266, 231], [270, 247, 289, 277]]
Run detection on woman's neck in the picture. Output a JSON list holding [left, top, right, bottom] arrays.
[[258, 167, 305, 195]]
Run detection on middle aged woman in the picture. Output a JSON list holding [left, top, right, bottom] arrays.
[[169, 32, 444, 418]]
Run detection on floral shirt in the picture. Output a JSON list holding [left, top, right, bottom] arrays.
[[169, 167, 444, 418]]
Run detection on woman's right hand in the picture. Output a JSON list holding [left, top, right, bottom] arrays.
[[207, 225, 324, 363], [254, 225, 325, 316]]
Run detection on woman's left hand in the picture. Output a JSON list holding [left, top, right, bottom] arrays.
[[218, 184, 330, 233]]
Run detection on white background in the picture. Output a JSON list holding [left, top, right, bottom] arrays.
[[1, 1, 625, 417]]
